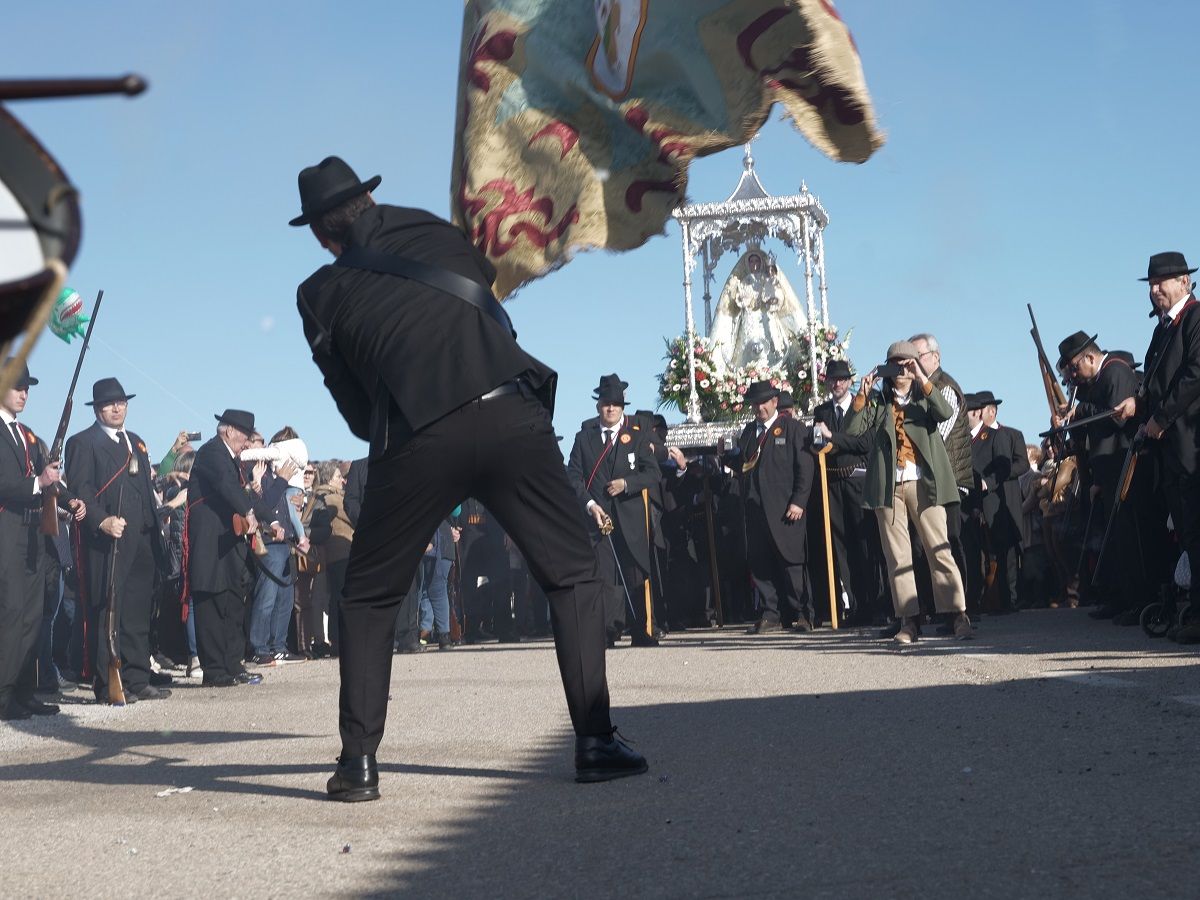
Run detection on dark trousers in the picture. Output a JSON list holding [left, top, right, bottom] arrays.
[[88, 533, 156, 695], [595, 528, 650, 639], [745, 505, 811, 625], [1164, 469, 1200, 606], [193, 588, 249, 680], [0, 521, 44, 709], [812, 475, 886, 624], [339, 392, 613, 757]]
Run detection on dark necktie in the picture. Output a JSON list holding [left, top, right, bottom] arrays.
[[834, 406, 844, 431], [603, 428, 613, 445]]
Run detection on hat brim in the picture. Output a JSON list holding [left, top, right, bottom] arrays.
[[214, 413, 254, 432], [18, 376, 38, 387], [1138, 267, 1197, 282], [288, 175, 381, 226], [84, 393, 135, 406]]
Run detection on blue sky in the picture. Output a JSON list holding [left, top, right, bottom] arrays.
[[6, 2, 1198, 459]]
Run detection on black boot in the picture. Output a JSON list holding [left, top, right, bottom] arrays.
[[326, 754, 380, 802], [575, 730, 648, 783]]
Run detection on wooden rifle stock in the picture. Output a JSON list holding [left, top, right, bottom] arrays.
[[232, 512, 269, 557], [41, 289, 103, 536], [1091, 435, 1143, 587], [106, 482, 126, 705]]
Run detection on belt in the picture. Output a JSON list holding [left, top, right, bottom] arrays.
[[479, 380, 521, 401], [0, 506, 38, 525]]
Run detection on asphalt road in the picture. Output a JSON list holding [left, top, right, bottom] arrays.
[[3, 609, 1198, 899]]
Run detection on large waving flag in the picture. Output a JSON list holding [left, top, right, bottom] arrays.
[[451, 0, 884, 298]]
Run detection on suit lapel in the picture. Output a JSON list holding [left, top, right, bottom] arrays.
[[2, 419, 24, 470]]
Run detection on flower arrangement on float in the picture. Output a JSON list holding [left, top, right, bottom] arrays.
[[657, 325, 853, 420]]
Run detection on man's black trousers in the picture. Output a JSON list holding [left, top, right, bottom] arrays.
[[340, 391, 613, 757], [745, 501, 812, 625], [87, 533, 156, 694], [193, 588, 249, 681]]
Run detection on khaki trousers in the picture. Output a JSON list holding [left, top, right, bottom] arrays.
[[875, 481, 966, 618]]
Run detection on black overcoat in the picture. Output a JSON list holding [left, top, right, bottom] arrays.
[[185, 436, 254, 596], [970, 425, 1030, 547], [731, 415, 814, 564], [1143, 297, 1200, 476]]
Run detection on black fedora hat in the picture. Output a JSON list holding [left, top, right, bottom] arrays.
[[971, 390, 1002, 408], [1139, 251, 1198, 282], [593, 374, 629, 406], [289, 156, 381, 227], [963, 392, 982, 411], [214, 408, 255, 434], [824, 359, 853, 381], [744, 380, 780, 405], [777, 390, 795, 410], [3, 357, 37, 388], [1056, 331, 1099, 367], [85, 377, 135, 407], [1110, 349, 1141, 370]]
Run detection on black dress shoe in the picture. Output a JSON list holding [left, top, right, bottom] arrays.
[[93, 684, 138, 704], [202, 675, 238, 688], [878, 620, 902, 639], [575, 731, 648, 783], [149, 671, 174, 687], [234, 672, 263, 685], [394, 643, 423, 654], [630, 634, 660, 647], [745, 619, 782, 635], [327, 754, 380, 802], [17, 697, 60, 716], [792, 618, 814, 633], [132, 685, 172, 700], [1, 702, 32, 721]]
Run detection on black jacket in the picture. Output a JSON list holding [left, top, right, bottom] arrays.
[[185, 437, 254, 595], [567, 417, 660, 572], [811, 398, 869, 472], [1073, 355, 1139, 488], [296, 205, 556, 454], [1142, 297, 1200, 476], [970, 424, 1030, 547], [728, 415, 814, 564]]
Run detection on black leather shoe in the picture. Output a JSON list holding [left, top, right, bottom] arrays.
[[132, 685, 172, 700], [234, 672, 263, 685], [1, 702, 32, 720], [394, 643, 423, 654], [149, 671, 174, 687], [745, 619, 782, 635], [575, 731, 648, 783], [93, 683, 138, 704], [202, 675, 238, 688], [17, 697, 59, 716], [327, 754, 380, 802], [630, 634, 660, 647], [1089, 603, 1122, 620], [791, 618, 814, 633]]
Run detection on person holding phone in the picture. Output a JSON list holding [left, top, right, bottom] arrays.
[[843, 341, 971, 644]]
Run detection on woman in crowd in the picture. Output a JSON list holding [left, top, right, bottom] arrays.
[[316, 460, 354, 656], [295, 465, 331, 657]]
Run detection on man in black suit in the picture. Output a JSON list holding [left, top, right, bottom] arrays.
[[290, 157, 644, 798], [0, 361, 85, 720], [66, 378, 171, 703], [1056, 331, 1149, 621], [567, 375, 662, 647], [184, 409, 269, 689], [725, 380, 815, 632], [1115, 252, 1200, 641], [811, 359, 884, 625], [965, 391, 1030, 613]]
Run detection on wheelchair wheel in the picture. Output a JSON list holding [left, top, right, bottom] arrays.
[[1141, 602, 1171, 638], [1177, 602, 1194, 629]]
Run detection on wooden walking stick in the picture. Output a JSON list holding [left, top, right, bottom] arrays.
[[817, 444, 838, 630], [642, 488, 654, 638], [105, 481, 127, 706]]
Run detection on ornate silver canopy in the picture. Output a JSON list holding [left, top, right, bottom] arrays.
[[670, 145, 831, 423]]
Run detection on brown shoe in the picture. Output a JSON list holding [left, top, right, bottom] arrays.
[[893, 616, 920, 644], [952, 612, 973, 640]]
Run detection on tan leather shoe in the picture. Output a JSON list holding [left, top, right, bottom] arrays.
[[893, 616, 920, 644], [952, 612, 973, 640]]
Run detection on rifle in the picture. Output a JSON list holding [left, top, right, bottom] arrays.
[[105, 481, 127, 706], [1091, 433, 1144, 587], [41, 289, 102, 535], [1038, 407, 1119, 439], [1028, 304, 1070, 457]]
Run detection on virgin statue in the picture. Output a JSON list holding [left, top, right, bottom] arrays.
[[708, 246, 808, 374]]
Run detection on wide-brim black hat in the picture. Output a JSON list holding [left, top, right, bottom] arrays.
[[777, 390, 795, 410], [744, 380, 780, 405], [593, 373, 629, 405], [824, 359, 853, 381], [970, 390, 1002, 409], [84, 376, 135, 407], [3, 357, 37, 388], [215, 408, 255, 433], [1139, 251, 1198, 282], [1056, 331, 1099, 368], [289, 156, 381, 227]]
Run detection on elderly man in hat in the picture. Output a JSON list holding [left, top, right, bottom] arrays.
[[1115, 252, 1200, 641], [184, 409, 278, 689], [1055, 331, 1149, 620], [844, 341, 970, 643], [724, 379, 815, 633], [811, 359, 885, 625], [0, 361, 85, 719], [963, 390, 1029, 614], [567, 375, 662, 647], [65, 378, 171, 703], [291, 157, 645, 798]]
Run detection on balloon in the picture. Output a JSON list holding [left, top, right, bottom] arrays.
[[50, 287, 89, 343]]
